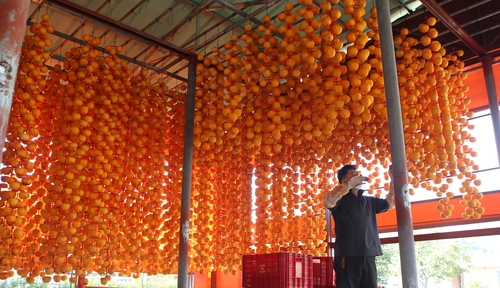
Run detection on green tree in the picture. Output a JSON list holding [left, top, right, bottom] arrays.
[[415, 240, 471, 288], [376, 243, 399, 285], [469, 281, 487, 288], [0, 274, 49, 288], [85, 273, 178, 288], [0, 275, 25, 288], [377, 239, 471, 288]]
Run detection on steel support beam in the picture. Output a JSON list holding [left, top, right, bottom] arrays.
[[186, 0, 248, 36], [443, 22, 500, 47], [481, 56, 500, 169], [45, 0, 196, 59], [49, 1, 110, 57], [420, 0, 487, 57], [184, 0, 276, 53], [163, 0, 213, 43], [194, 0, 282, 50], [408, 0, 490, 35], [130, 0, 188, 61], [129, 0, 212, 78], [26, 21, 187, 82], [375, 0, 419, 287], [28, 0, 47, 21], [96, 0, 150, 45], [212, 0, 284, 39], [0, 0, 31, 163], [177, 56, 197, 288], [434, 7, 500, 40]]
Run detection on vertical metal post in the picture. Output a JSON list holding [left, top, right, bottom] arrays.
[[177, 56, 197, 288], [481, 56, 500, 168], [0, 0, 31, 163], [325, 209, 333, 256], [374, 0, 419, 287], [211, 271, 217, 288], [195, 14, 200, 47], [188, 272, 194, 288], [76, 276, 85, 288]]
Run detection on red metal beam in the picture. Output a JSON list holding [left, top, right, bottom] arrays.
[[420, 0, 487, 57], [328, 227, 500, 247], [381, 227, 500, 244], [377, 190, 500, 234]]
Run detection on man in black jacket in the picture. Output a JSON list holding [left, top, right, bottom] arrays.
[[324, 164, 395, 288]]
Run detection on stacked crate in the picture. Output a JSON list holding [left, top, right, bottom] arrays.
[[242, 252, 313, 288], [312, 257, 335, 288]]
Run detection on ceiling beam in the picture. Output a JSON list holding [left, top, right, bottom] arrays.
[[212, 0, 284, 39], [96, 0, 150, 45], [129, 0, 188, 61], [28, 0, 47, 21], [27, 20, 187, 82], [129, 1, 214, 78], [49, 1, 110, 57], [443, 22, 500, 48], [436, 8, 500, 43], [408, 0, 489, 34], [45, 0, 196, 59], [419, 0, 487, 57], [186, 0, 248, 34], [193, 0, 282, 50]]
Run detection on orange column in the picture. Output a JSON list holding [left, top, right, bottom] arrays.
[[193, 272, 211, 288], [0, 0, 31, 162], [212, 271, 241, 288], [77, 277, 86, 288]]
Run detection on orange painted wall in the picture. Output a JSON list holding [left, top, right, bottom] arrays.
[[376, 191, 500, 233], [462, 61, 500, 111], [194, 271, 242, 288]]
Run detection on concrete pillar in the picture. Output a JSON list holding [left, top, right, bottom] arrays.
[[0, 0, 31, 162]]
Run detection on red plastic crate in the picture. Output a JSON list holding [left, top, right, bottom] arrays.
[[312, 257, 335, 288], [242, 252, 313, 288]]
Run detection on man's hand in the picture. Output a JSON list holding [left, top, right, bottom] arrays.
[[348, 175, 368, 189], [387, 165, 395, 209], [386, 189, 395, 209]]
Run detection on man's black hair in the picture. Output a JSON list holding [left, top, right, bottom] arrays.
[[337, 164, 357, 182]]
